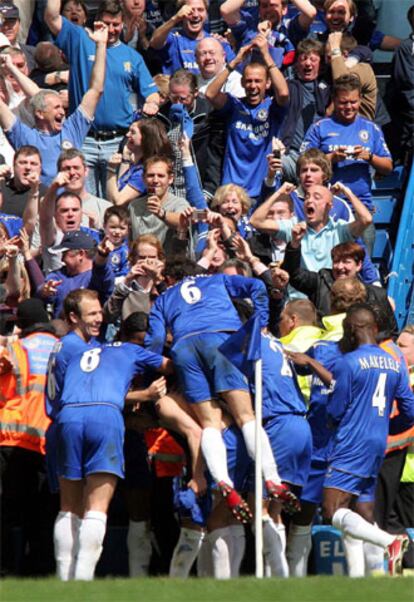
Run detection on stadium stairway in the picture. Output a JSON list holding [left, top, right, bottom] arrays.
[[371, 164, 406, 282], [386, 160, 414, 329]]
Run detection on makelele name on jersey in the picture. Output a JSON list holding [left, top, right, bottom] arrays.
[[358, 354, 400, 373]]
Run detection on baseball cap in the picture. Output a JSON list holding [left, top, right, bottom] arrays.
[[16, 299, 49, 328], [0, 3, 19, 20], [54, 230, 97, 252]]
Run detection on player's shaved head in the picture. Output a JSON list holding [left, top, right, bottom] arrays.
[[341, 303, 378, 352]]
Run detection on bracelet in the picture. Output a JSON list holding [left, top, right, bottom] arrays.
[[331, 48, 342, 57], [225, 63, 235, 73], [268, 64, 278, 71], [158, 208, 166, 220], [107, 166, 117, 174]]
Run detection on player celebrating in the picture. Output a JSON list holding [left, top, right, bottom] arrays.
[[322, 304, 414, 576], [53, 337, 172, 580], [144, 256, 299, 519]]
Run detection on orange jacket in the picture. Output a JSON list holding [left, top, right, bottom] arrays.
[[0, 332, 57, 455], [145, 427, 185, 477], [380, 339, 414, 453]]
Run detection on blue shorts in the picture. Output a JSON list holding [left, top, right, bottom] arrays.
[[301, 459, 328, 505], [171, 332, 248, 404], [264, 414, 312, 488], [323, 466, 376, 501], [123, 429, 152, 489], [56, 404, 125, 480], [223, 424, 253, 491], [45, 421, 59, 494]]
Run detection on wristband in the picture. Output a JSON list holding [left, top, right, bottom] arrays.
[[225, 63, 235, 73], [331, 48, 342, 57], [268, 64, 278, 71]]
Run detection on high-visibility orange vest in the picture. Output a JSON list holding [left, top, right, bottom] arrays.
[[380, 339, 414, 453], [0, 332, 57, 455], [145, 427, 185, 477]]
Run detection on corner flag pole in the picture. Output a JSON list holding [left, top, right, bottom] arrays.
[[254, 356, 264, 578]]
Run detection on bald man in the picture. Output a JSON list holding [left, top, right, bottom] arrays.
[[321, 303, 414, 576], [195, 37, 243, 98], [251, 181, 372, 273]]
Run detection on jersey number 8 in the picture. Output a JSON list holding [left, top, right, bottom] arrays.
[[80, 348, 102, 373]]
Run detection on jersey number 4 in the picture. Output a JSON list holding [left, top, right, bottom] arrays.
[[372, 372, 387, 417]]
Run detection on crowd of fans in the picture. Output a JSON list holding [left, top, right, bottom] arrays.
[[0, 0, 413, 581]]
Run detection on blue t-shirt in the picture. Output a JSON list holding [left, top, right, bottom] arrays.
[[6, 108, 91, 185], [220, 95, 285, 198], [60, 342, 164, 410], [301, 115, 392, 210], [55, 17, 158, 129], [252, 333, 307, 419], [0, 212, 23, 237], [46, 331, 100, 419], [118, 162, 146, 194], [328, 344, 414, 477], [41, 262, 114, 318], [145, 273, 269, 353], [159, 29, 235, 75]]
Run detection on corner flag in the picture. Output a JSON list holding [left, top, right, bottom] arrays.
[[218, 314, 262, 378]]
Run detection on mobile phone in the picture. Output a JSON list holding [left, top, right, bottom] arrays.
[[273, 149, 281, 159]]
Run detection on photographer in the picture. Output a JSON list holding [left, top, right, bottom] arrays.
[[301, 74, 393, 255]]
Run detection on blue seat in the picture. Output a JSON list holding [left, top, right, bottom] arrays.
[[373, 196, 398, 225]]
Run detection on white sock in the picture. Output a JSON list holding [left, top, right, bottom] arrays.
[[286, 523, 312, 577], [263, 518, 289, 577], [169, 528, 204, 578], [228, 524, 245, 577], [54, 511, 81, 581], [241, 420, 281, 483], [197, 537, 213, 577], [127, 520, 152, 577], [364, 535, 385, 576], [342, 533, 365, 577], [201, 427, 233, 487], [74, 510, 107, 581], [208, 527, 232, 579], [332, 508, 394, 548]]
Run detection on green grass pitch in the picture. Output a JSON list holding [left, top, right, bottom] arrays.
[[1, 576, 414, 602]]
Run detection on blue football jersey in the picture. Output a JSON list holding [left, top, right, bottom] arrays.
[[145, 273, 269, 354], [328, 344, 414, 477], [46, 331, 100, 419], [60, 342, 164, 410], [307, 340, 342, 461], [220, 95, 286, 198], [161, 30, 235, 75], [302, 115, 391, 210], [252, 333, 307, 419]]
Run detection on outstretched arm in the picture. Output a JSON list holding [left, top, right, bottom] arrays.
[[0, 54, 40, 99], [79, 22, 108, 119], [45, 0, 63, 36], [149, 4, 192, 49]]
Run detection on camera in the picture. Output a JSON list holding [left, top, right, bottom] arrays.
[[192, 209, 208, 222]]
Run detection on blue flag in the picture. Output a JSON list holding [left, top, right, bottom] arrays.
[[219, 314, 262, 378]]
